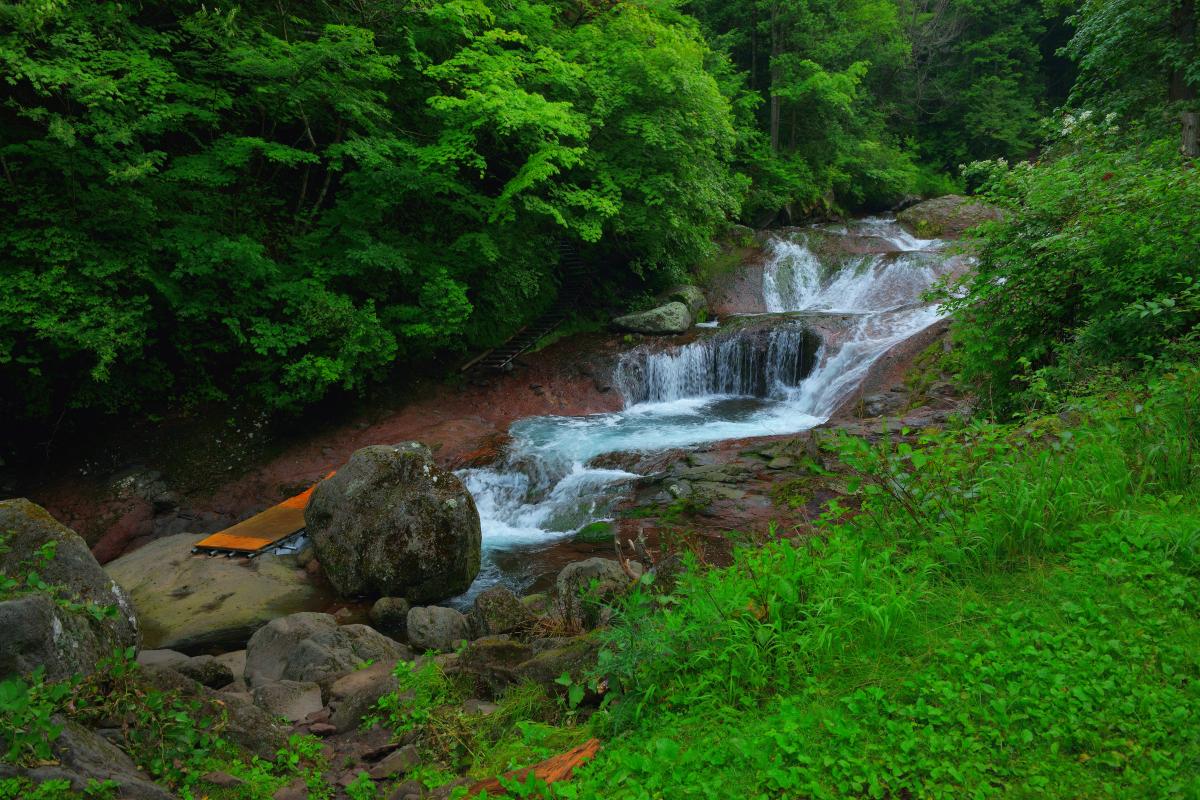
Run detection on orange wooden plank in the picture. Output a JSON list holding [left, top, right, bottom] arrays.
[[194, 471, 335, 553]]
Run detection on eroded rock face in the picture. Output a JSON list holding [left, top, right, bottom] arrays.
[[0, 499, 139, 680], [106, 533, 329, 653], [896, 195, 1002, 238], [612, 302, 693, 335], [305, 443, 482, 602]]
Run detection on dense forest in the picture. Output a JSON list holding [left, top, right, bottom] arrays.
[[6, 0, 1175, 432], [3, 1, 1200, 799]]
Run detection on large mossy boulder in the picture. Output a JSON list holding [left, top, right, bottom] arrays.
[[106, 533, 328, 653], [305, 443, 482, 602], [0, 499, 139, 680], [896, 195, 1002, 239], [612, 302, 693, 335]]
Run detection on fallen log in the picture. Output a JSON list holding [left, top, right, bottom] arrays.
[[467, 738, 601, 797]]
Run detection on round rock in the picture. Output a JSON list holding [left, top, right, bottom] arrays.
[[305, 443, 481, 601]]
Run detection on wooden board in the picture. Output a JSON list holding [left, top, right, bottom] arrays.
[[194, 473, 333, 554], [467, 738, 601, 797]]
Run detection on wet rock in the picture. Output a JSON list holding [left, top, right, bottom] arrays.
[[273, 777, 309, 800], [464, 698, 500, 716], [389, 779, 426, 800], [176, 654, 235, 689], [253, 680, 323, 723], [555, 558, 632, 630], [469, 585, 534, 637], [612, 302, 692, 335], [106, 533, 327, 653], [202, 770, 245, 789], [896, 195, 1002, 239], [137, 649, 188, 669], [369, 596, 411, 641], [368, 744, 419, 779], [328, 659, 402, 732], [407, 605, 470, 653], [0, 718, 173, 800], [306, 443, 482, 601], [214, 649, 247, 686], [245, 612, 410, 688]]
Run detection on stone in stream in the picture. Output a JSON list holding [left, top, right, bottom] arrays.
[[0, 499, 139, 681], [105, 532, 329, 653], [305, 443, 482, 602], [612, 301, 693, 335]]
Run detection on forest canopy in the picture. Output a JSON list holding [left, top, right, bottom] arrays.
[[0, 0, 1188, 429]]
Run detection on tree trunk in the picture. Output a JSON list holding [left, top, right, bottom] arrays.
[[769, 4, 781, 153], [1183, 112, 1200, 158], [1170, 0, 1198, 156]]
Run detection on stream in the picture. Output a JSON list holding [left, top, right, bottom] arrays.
[[452, 218, 952, 603]]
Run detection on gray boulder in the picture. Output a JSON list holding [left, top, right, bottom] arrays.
[[0, 499, 139, 680], [369, 596, 411, 641], [555, 558, 632, 630], [666, 285, 708, 318], [896, 195, 1002, 239], [407, 606, 470, 653], [244, 612, 410, 688], [612, 302, 692, 335], [106, 533, 328, 653], [516, 636, 600, 689], [469, 585, 534, 637], [460, 636, 534, 694], [305, 443, 482, 601], [252, 680, 323, 723]]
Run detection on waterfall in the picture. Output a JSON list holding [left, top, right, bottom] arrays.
[[451, 217, 953, 604], [613, 325, 819, 405]]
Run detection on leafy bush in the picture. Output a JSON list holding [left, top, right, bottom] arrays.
[[945, 119, 1200, 412]]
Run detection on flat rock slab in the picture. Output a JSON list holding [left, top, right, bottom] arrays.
[[106, 533, 334, 653]]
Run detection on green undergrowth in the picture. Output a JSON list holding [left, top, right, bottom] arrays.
[[465, 367, 1200, 798]]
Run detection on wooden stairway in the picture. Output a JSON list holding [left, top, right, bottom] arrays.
[[461, 243, 591, 375]]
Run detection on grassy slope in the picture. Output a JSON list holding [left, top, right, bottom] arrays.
[[545, 374, 1200, 799]]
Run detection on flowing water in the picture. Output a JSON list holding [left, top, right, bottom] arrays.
[[452, 218, 952, 601]]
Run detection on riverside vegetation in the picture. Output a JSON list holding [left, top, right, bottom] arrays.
[[4, 0, 1200, 798]]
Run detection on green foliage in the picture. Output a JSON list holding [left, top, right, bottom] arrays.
[[0, 0, 745, 427], [0, 777, 116, 800], [945, 120, 1200, 412]]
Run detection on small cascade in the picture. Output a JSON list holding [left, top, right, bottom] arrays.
[[453, 217, 954, 603], [613, 325, 819, 405]]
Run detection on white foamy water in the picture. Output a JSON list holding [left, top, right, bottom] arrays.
[[452, 218, 952, 602]]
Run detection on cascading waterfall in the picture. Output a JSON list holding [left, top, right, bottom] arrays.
[[613, 325, 819, 405], [452, 218, 953, 602]]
